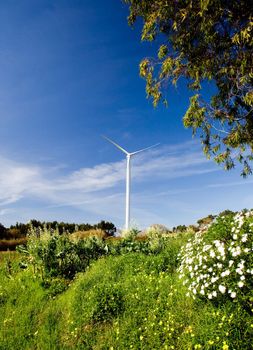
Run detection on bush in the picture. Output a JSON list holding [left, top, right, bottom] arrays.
[[18, 228, 108, 279], [71, 229, 107, 240], [0, 238, 27, 251], [178, 210, 253, 311]]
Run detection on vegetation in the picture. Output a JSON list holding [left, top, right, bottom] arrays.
[[0, 220, 116, 251], [0, 210, 253, 349], [124, 0, 253, 176]]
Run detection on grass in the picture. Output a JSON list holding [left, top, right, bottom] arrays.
[[0, 230, 252, 349]]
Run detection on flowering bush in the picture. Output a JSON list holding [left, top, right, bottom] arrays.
[[178, 210, 253, 310]]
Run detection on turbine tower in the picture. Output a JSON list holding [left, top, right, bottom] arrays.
[[103, 136, 159, 231]]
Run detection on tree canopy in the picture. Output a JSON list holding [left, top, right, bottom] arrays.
[[124, 0, 253, 176]]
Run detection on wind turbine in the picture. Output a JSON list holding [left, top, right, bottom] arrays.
[[103, 136, 159, 231]]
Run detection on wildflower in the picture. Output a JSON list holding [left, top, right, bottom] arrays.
[[241, 234, 248, 242], [218, 285, 226, 294], [238, 281, 244, 288], [211, 276, 218, 283], [235, 268, 243, 275], [222, 342, 229, 350], [230, 292, 236, 298], [221, 270, 230, 277]]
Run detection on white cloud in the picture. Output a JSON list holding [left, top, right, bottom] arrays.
[[0, 141, 227, 227], [0, 142, 216, 210]]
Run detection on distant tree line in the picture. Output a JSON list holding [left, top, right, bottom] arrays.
[[0, 220, 116, 240]]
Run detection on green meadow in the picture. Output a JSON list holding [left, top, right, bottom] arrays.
[[0, 211, 253, 349]]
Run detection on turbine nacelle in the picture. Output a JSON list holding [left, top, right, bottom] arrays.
[[102, 135, 159, 157]]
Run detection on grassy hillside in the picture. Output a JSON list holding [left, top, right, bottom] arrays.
[[0, 211, 253, 349]]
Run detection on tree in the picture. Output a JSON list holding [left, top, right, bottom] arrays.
[[124, 0, 253, 176], [95, 221, 117, 236], [0, 223, 7, 239]]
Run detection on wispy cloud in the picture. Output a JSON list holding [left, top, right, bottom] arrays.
[[207, 180, 253, 188], [0, 142, 217, 210]]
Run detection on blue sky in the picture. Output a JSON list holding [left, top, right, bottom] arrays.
[[0, 0, 252, 229]]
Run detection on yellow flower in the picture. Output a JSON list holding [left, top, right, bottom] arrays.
[[222, 342, 229, 350]]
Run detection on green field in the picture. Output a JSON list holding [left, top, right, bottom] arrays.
[[0, 211, 253, 349]]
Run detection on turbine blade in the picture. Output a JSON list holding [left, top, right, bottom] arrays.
[[102, 135, 129, 155], [130, 143, 160, 156]]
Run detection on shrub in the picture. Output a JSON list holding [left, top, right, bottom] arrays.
[[178, 210, 253, 311], [71, 229, 107, 240], [0, 238, 27, 251], [18, 227, 108, 279]]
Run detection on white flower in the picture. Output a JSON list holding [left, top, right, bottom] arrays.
[[218, 285, 226, 294], [229, 260, 234, 267], [241, 234, 248, 242], [208, 293, 213, 299], [203, 245, 211, 252], [230, 292, 236, 298], [211, 277, 218, 283], [217, 246, 225, 256], [240, 275, 245, 281], [233, 234, 238, 240], [221, 270, 230, 277], [212, 291, 217, 297], [238, 281, 244, 288]]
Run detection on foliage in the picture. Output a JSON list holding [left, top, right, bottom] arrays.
[[172, 224, 188, 233], [71, 229, 108, 240], [124, 0, 253, 176], [197, 214, 216, 226], [18, 226, 108, 279], [1, 219, 116, 242], [0, 219, 253, 349], [146, 223, 170, 236], [0, 223, 7, 239], [0, 238, 27, 251], [178, 210, 253, 312]]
